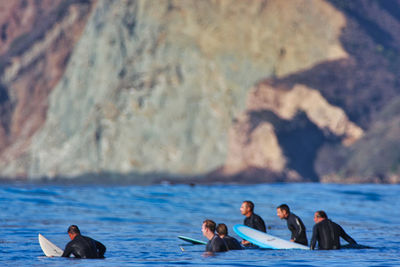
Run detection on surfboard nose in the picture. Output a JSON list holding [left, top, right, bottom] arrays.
[[38, 233, 64, 257]]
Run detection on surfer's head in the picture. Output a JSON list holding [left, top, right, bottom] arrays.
[[216, 223, 228, 237], [314, 210, 327, 223], [240, 201, 254, 217], [202, 219, 216, 232], [202, 219, 216, 240], [277, 204, 290, 219], [67, 225, 81, 240]]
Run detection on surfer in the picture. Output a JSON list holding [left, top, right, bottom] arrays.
[[216, 223, 242, 250], [310, 210, 357, 250], [202, 219, 228, 253], [240, 200, 266, 246], [61, 225, 106, 258], [276, 204, 308, 245]]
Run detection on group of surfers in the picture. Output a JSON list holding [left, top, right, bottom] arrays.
[[202, 200, 357, 253], [58, 201, 357, 258]]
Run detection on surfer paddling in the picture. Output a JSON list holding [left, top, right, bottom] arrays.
[[276, 204, 308, 245], [310, 211, 357, 250], [240, 200, 266, 246], [62, 225, 106, 258]]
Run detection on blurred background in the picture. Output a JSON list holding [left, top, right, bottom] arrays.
[[1, 0, 400, 184]]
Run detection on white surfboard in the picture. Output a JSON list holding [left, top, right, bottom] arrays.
[[38, 233, 64, 257], [233, 224, 309, 250]]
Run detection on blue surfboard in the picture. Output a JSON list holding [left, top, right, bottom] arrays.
[[233, 224, 309, 250], [178, 235, 207, 245]]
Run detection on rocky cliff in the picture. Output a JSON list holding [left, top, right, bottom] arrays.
[[0, 0, 399, 183], [0, 0, 94, 177]]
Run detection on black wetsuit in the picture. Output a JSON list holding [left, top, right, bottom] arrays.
[[222, 235, 242, 250], [62, 235, 106, 258], [244, 213, 266, 233], [285, 212, 308, 245], [310, 219, 357, 250], [205, 235, 228, 252]]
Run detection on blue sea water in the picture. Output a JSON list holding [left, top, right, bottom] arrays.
[[0, 182, 399, 266]]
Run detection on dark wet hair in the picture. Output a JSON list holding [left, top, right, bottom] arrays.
[[315, 210, 328, 219], [203, 219, 216, 232], [243, 200, 254, 212], [216, 223, 228, 236], [277, 204, 290, 213], [67, 225, 81, 235]]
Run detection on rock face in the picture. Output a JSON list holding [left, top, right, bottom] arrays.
[[0, 0, 94, 177], [0, 0, 399, 183], [20, 0, 347, 179]]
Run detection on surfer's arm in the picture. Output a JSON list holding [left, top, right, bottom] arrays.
[[95, 241, 106, 258], [293, 218, 305, 242], [255, 217, 266, 233], [338, 226, 357, 245], [310, 225, 318, 250], [61, 245, 73, 257]]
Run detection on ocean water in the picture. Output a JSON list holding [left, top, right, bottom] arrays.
[[0, 182, 399, 266]]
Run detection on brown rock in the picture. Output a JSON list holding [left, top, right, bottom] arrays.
[[0, 0, 94, 176]]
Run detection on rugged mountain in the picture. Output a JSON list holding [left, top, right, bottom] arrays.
[[0, 0, 399, 183]]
